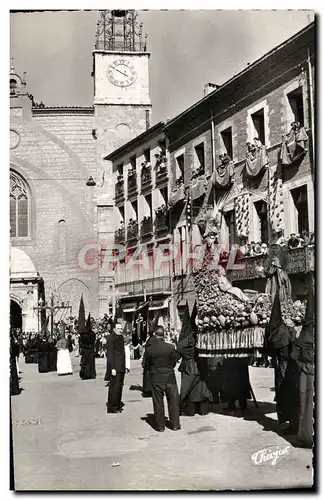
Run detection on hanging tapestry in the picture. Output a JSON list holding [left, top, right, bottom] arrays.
[[280, 123, 308, 166], [169, 184, 185, 207], [245, 141, 269, 178], [190, 175, 208, 201], [214, 155, 235, 188], [235, 192, 250, 238], [268, 165, 284, 233]]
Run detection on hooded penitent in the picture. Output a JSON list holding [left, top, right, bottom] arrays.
[[177, 301, 211, 407], [78, 294, 86, 334], [291, 273, 314, 374]]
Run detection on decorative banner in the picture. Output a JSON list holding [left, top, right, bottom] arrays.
[[190, 175, 208, 200], [245, 144, 269, 178], [280, 125, 308, 166], [268, 165, 284, 232], [235, 192, 250, 237], [214, 159, 235, 188], [169, 184, 185, 207]]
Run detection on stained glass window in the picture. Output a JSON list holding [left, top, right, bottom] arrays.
[[10, 171, 29, 238]]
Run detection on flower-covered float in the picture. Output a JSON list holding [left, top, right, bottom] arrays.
[[192, 205, 306, 358]]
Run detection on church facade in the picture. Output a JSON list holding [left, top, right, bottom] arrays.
[[10, 10, 151, 332]]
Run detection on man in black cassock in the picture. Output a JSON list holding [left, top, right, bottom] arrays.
[[106, 322, 126, 413], [176, 302, 211, 416]]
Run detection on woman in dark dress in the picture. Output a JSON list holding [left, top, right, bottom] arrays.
[[79, 329, 96, 380]]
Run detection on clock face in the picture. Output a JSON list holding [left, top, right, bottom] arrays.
[[107, 59, 137, 87]]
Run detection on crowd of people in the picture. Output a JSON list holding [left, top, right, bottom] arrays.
[[10, 264, 314, 449]]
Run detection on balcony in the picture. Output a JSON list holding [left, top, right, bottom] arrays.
[[115, 179, 124, 204], [126, 220, 138, 243], [227, 245, 314, 282], [115, 227, 125, 244], [140, 162, 152, 192], [154, 205, 169, 235], [127, 170, 138, 198], [140, 216, 153, 238], [155, 150, 168, 186], [116, 276, 172, 297]]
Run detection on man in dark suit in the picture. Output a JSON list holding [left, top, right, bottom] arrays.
[[143, 326, 181, 432], [106, 323, 126, 413]]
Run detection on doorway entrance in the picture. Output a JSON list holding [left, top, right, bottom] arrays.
[[10, 300, 22, 331]]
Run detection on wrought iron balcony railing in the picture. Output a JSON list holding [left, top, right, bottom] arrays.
[[127, 172, 138, 197], [141, 166, 152, 191], [154, 208, 169, 234], [115, 181, 124, 200], [227, 245, 314, 282], [127, 222, 138, 242], [115, 228, 125, 244], [140, 217, 153, 237]]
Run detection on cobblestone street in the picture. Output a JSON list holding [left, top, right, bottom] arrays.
[[11, 355, 313, 491]]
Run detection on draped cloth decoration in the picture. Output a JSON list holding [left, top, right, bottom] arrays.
[[235, 191, 250, 238], [268, 165, 284, 232], [245, 143, 269, 178], [190, 175, 208, 201], [214, 159, 235, 188], [169, 184, 185, 207], [280, 124, 308, 166]]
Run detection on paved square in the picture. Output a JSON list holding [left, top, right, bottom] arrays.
[[11, 355, 313, 490]]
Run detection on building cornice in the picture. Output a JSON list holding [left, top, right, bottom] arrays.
[[32, 107, 94, 115]]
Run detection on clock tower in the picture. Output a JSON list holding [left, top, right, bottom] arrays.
[[92, 10, 152, 316], [93, 10, 151, 163]]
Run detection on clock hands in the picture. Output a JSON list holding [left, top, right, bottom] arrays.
[[115, 67, 129, 78]]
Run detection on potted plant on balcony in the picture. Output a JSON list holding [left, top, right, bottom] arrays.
[[117, 173, 124, 183]]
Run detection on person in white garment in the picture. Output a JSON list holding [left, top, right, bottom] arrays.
[[124, 335, 131, 374], [56, 336, 73, 376]]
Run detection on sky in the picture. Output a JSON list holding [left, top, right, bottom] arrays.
[[10, 10, 314, 125]]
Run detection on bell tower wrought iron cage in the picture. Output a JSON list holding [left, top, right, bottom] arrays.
[[95, 10, 147, 52]]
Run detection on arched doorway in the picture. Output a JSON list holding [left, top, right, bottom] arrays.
[[10, 300, 22, 331]]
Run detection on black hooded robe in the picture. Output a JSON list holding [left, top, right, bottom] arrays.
[[10, 337, 20, 396], [177, 303, 211, 416], [79, 332, 96, 380], [37, 339, 50, 373], [280, 274, 314, 445]]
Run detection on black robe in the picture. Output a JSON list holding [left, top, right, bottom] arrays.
[[10, 338, 20, 396], [177, 303, 211, 412], [37, 341, 50, 373], [265, 289, 297, 423], [79, 333, 96, 380]]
